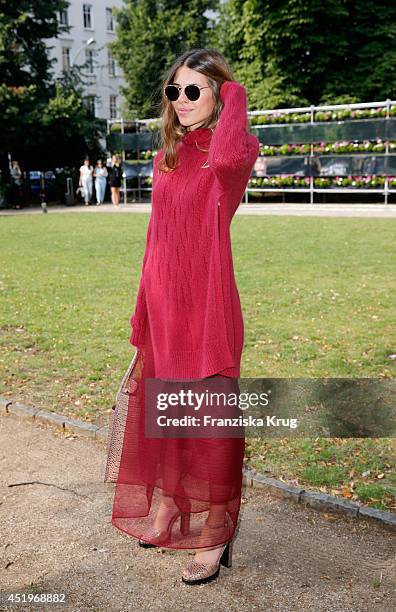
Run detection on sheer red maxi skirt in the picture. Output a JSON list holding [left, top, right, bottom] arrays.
[[105, 319, 245, 550]]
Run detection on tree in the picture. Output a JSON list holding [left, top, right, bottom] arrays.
[[0, 0, 69, 91], [328, 0, 396, 103], [0, 1, 106, 173], [36, 72, 106, 169], [212, 0, 396, 109], [110, 0, 219, 118], [212, 0, 307, 108]]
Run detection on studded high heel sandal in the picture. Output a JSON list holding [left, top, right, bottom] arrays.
[[181, 522, 233, 585], [138, 494, 191, 548]]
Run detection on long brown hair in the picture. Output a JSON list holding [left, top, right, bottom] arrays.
[[154, 48, 237, 173]]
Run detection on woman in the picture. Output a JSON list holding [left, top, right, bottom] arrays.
[[108, 154, 123, 206], [79, 158, 93, 205], [10, 160, 24, 208], [107, 48, 260, 584], [93, 159, 108, 205]]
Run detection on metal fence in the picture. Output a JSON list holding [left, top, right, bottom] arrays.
[[108, 99, 396, 205]]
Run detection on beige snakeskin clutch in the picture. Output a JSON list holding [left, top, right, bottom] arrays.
[[103, 349, 140, 483]]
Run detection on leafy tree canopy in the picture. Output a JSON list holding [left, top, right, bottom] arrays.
[[0, 0, 105, 171], [112, 0, 396, 115]]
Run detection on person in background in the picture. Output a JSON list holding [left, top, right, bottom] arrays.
[[93, 159, 108, 205], [79, 158, 94, 206], [10, 160, 24, 208], [108, 154, 123, 207]]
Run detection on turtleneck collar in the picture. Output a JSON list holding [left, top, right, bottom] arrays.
[[181, 126, 213, 146]]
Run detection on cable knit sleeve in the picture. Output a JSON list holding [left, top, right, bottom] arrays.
[[129, 154, 159, 347], [208, 80, 260, 189]]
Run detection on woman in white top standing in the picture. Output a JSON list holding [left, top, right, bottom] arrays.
[[79, 158, 94, 206], [93, 159, 108, 205]]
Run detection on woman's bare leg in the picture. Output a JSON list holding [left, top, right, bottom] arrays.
[[111, 186, 120, 206], [114, 187, 120, 206]]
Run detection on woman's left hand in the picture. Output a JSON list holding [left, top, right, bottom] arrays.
[[219, 80, 246, 103]]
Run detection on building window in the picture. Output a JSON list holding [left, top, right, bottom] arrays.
[[108, 49, 116, 77], [85, 96, 96, 117], [110, 95, 117, 119], [59, 10, 68, 26], [106, 8, 114, 32], [83, 4, 93, 29], [85, 49, 95, 74], [62, 47, 71, 71]]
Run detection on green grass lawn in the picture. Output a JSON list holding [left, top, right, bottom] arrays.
[[0, 212, 395, 511]]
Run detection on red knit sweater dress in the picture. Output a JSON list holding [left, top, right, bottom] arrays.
[[109, 81, 260, 550], [130, 80, 260, 379]]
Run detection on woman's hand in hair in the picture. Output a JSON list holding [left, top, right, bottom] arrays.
[[219, 80, 246, 104]]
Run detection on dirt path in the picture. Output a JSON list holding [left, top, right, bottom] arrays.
[[1, 414, 395, 612]]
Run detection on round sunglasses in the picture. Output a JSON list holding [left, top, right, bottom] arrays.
[[164, 84, 211, 102]]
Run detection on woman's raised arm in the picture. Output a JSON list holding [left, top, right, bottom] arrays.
[[208, 80, 260, 189]]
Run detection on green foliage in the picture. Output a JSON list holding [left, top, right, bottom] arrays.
[[211, 0, 396, 109], [0, 1, 106, 169], [0, 83, 37, 122], [1, 0, 395, 168], [110, 0, 219, 117], [112, 0, 396, 114], [39, 78, 107, 165], [43, 82, 84, 123], [0, 0, 69, 89]]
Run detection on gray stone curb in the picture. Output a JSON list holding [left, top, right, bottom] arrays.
[[242, 468, 396, 530], [2, 399, 107, 441], [1, 396, 395, 531]]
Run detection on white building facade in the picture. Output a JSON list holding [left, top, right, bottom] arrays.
[[46, 0, 126, 120]]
